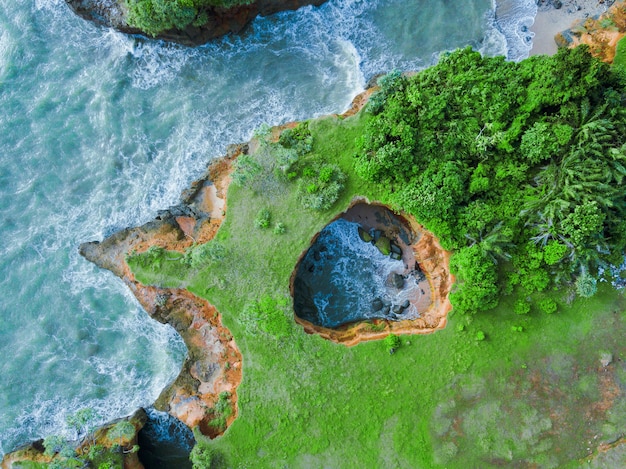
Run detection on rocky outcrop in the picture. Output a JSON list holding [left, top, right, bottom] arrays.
[[79, 146, 243, 437], [556, 0, 626, 63], [3, 86, 378, 465], [1, 409, 147, 469], [66, 0, 328, 46]]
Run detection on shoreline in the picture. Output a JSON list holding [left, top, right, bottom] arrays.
[[529, 0, 610, 55]]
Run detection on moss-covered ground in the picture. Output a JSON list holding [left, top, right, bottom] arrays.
[[130, 111, 626, 468]]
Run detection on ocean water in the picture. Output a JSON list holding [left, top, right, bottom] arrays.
[[295, 218, 424, 328], [0, 0, 537, 455]]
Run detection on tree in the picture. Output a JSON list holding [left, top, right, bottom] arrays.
[[449, 245, 499, 315], [66, 408, 99, 444], [384, 334, 401, 353]]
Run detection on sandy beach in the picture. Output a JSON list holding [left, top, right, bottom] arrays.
[[530, 0, 610, 55]]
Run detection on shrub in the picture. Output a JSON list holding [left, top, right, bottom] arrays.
[[254, 208, 271, 229], [232, 154, 262, 187], [384, 334, 401, 353], [297, 164, 346, 211], [514, 299, 531, 315], [215, 392, 232, 417], [543, 241, 568, 265], [184, 242, 227, 268], [576, 272, 598, 298], [474, 330, 486, 341], [367, 70, 406, 115], [190, 443, 225, 469], [273, 222, 286, 235], [127, 245, 166, 270], [278, 122, 313, 156], [107, 420, 136, 447], [538, 298, 557, 314]]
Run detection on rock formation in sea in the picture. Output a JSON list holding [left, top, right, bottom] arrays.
[[66, 0, 328, 45]]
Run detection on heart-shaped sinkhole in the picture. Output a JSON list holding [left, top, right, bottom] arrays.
[[292, 203, 432, 329]]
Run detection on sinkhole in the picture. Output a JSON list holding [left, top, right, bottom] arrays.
[[292, 202, 432, 330]]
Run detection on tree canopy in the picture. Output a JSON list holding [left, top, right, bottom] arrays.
[[356, 46, 626, 314]]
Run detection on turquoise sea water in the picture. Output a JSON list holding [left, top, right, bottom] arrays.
[[0, 0, 537, 455]]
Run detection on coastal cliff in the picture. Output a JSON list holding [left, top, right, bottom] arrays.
[[79, 147, 243, 436], [1, 410, 146, 469], [66, 0, 327, 45]]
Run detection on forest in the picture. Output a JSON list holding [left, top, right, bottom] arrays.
[[356, 46, 626, 316]]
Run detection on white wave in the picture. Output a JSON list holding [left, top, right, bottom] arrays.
[[303, 219, 415, 326], [129, 40, 197, 90], [0, 29, 14, 82], [479, 1, 508, 58], [143, 407, 195, 450], [493, 0, 538, 61]]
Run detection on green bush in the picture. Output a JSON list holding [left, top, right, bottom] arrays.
[[183, 242, 227, 268], [576, 273, 598, 298], [384, 334, 401, 353], [232, 154, 262, 187], [543, 241, 568, 265], [297, 164, 346, 211], [514, 299, 531, 315], [254, 208, 271, 229], [278, 122, 313, 156], [538, 298, 558, 314], [367, 69, 406, 115], [215, 392, 232, 417], [273, 222, 286, 235], [127, 245, 166, 270]]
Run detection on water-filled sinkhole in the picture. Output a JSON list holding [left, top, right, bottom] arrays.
[[138, 408, 195, 469], [293, 203, 431, 329]]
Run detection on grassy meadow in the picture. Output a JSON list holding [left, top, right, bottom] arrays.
[[129, 109, 626, 468]]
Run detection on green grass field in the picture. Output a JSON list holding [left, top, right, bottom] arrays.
[[614, 36, 626, 70], [130, 111, 626, 468]]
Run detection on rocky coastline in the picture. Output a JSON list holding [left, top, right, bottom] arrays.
[[1, 410, 146, 469], [2, 82, 452, 467], [78, 145, 243, 437], [66, 0, 327, 45], [556, 0, 626, 63]]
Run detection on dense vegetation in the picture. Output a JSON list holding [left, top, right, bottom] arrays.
[[356, 46, 626, 315], [123, 47, 626, 468], [125, 0, 254, 37]]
